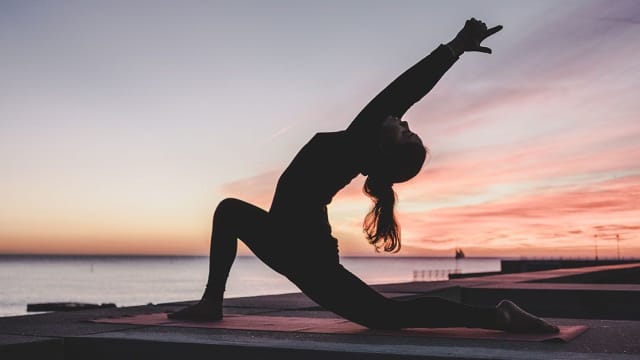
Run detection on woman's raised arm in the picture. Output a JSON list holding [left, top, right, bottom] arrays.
[[346, 18, 502, 139], [346, 44, 458, 138]]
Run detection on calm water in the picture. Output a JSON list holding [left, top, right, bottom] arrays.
[[0, 255, 500, 317]]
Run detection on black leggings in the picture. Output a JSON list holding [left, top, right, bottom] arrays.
[[206, 198, 497, 329]]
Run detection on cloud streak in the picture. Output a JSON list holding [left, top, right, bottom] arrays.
[[397, 174, 640, 254]]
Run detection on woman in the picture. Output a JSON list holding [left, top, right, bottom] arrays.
[[170, 18, 558, 333]]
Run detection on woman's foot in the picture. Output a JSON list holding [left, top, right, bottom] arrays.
[[496, 300, 559, 333], [167, 299, 222, 322]]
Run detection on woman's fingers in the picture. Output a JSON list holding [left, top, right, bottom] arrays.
[[474, 46, 492, 54], [484, 25, 503, 39], [474, 24, 502, 53], [457, 19, 502, 54]]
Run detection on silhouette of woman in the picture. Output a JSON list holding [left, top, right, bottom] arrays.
[[170, 19, 558, 333]]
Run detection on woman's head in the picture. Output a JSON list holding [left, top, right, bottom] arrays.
[[362, 116, 428, 253], [373, 115, 427, 183], [380, 115, 423, 148]]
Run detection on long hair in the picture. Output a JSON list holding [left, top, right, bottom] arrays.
[[363, 176, 400, 252], [362, 142, 427, 253]]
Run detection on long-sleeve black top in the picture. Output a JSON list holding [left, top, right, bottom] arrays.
[[269, 44, 458, 239]]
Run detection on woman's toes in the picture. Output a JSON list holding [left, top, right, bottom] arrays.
[[496, 300, 558, 333], [166, 301, 222, 321]]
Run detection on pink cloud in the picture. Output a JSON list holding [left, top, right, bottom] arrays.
[[397, 174, 640, 256]]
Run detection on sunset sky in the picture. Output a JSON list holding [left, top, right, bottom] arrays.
[[1, 0, 639, 257]]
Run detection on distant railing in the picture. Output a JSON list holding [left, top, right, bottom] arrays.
[[410, 257, 640, 281], [412, 268, 460, 281]]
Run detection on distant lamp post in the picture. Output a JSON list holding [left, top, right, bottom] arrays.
[[616, 234, 620, 260], [594, 234, 599, 261]]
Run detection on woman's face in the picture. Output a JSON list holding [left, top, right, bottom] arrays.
[[379, 115, 423, 149]]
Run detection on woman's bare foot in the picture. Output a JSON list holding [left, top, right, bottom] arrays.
[[496, 300, 559, 333], [167, 299, 222, 321]]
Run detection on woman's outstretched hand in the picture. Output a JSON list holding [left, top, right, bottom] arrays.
[[447, 18, 503, 56]]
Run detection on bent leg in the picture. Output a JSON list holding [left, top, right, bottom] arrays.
[[205, 198, 291, 297], [169, 198, 286, 320]]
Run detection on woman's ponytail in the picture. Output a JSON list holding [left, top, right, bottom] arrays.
[[363, 176, 401, 253]]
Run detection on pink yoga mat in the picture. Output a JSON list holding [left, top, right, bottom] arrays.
[[92, 313, 588, 343]]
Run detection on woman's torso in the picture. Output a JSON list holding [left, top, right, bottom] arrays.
[[269, 130, 362, 238]]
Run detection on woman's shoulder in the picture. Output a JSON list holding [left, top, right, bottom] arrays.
[[313, 130, 358, 147], [314, 130, 348, 137]]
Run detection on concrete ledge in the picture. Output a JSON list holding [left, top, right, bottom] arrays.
[[461, 286, 640, 320], [3, 261, 640, 359], [65, 330, 639, 360], [0, 335, 63, 360], [458, 263, 640, 320]]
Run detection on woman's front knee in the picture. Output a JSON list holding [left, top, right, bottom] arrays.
[[213, 198, 242, 220]]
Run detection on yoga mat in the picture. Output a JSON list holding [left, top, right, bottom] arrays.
[[92, 313, 588, 343]]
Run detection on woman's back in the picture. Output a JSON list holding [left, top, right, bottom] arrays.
[[269, 130, 363, 235]]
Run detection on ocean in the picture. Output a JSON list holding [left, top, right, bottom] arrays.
[[0, 255, 500, 317]]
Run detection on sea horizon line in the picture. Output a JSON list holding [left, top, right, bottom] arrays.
[[1, 253, 638, 261]]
